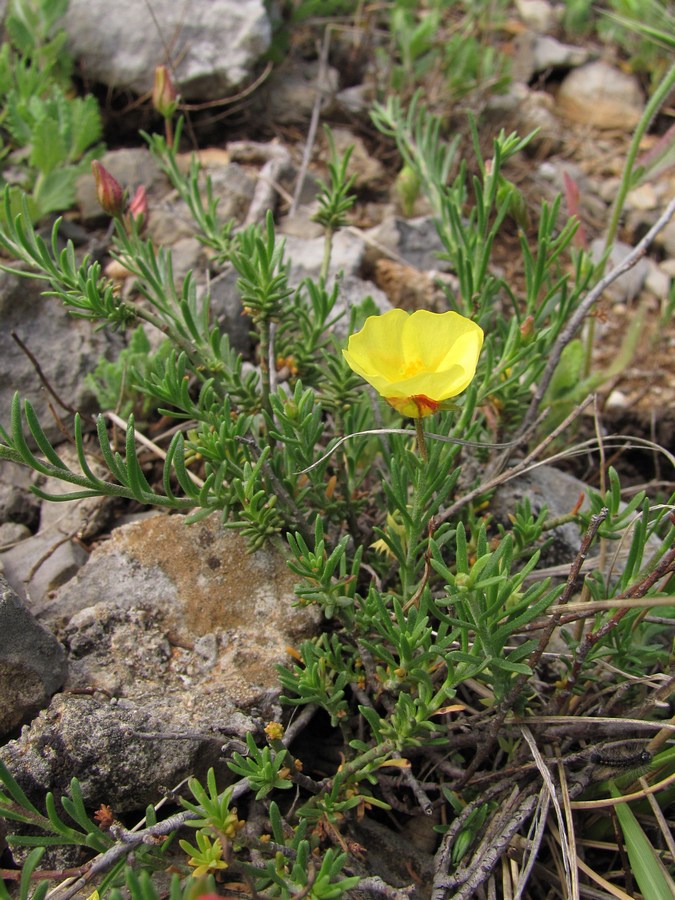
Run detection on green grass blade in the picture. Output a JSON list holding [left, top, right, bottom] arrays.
[[609, 782, 675, 900]]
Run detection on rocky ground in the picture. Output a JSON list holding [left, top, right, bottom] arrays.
[[0, 0, 674, 895]]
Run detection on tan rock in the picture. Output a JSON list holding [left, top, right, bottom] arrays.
[[557, 61, 644, 130]]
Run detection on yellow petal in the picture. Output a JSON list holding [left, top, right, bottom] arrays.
[[342, 309, 484, 417]]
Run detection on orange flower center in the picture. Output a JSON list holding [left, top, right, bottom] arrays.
[[401, 358, 425, 378]]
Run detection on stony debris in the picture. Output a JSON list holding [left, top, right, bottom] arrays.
[[490, 466, 588, 569], [489, 465, 662, 575], [590, 239, 649, 304], [0, 576, 67, 737], [0, 446, 112, 604]]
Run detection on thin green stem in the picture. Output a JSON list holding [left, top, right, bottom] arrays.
[[605, 62, 675, 254], [320, 226, 334, 283], [164, 116, 174, 151], [585, 63, 675, 376], [415, 417, 428, 462], [258, 318, 272, 418], [403, 418, 430, 596]]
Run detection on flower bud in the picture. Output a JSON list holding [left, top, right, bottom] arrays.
[[152, 65, 178, 119], [519, 314, 535, 344], [127, 184, 148, 224], [264, 721, 284, 742], [92, 160, 124, 218]]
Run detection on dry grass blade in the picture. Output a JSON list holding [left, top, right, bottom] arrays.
[[520, 727, 577, 898]]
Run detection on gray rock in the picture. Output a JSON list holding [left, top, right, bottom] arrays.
[[0, 530, 88, 606], [0, 271, 120, 447], [486, 84, 562, 154], [515, 0, 557, 32], [644, 261, 671, 300], [0, 692, 255, 812], [164, 237, 206, 285], [365, 216, 448, 272], [656, 216, 675, 259], [327, 128, 386, 192], [64, 0, 271, 99], [490, 466, 585, 567], [206, 163, 257, 223], [0, 460, 40, 530], [590, 239, 649, 303], [329, 275, 392, 341], [0, 522, 31, 550], [262, 59, 339, 125], [0, 576, 67, 737], [202, 267, 254, 357], [490, 465, 662, 574], [38, 513, 321, 700]]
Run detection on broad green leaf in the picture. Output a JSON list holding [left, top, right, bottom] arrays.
[[29, 115, 67, 175], [32, 168, 77, 217], [68, 95, 103, 160]]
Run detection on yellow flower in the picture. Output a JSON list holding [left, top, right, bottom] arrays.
[[342, 309, 484, 418]]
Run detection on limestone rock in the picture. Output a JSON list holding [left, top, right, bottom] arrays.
[[490, 466, 586, 568], [531, 35, 589, 74], [64, 0, 271, 99], [557, 61, 644, 130], [328, 276, 392, 341], [0, 513, 322, 810], [515, 0, 557, 32], [486, 84, 562, 154], [325, 129, 386, 192], [489, 465, 661, 574], [0, 576, 67, 737], [590, 239, 649, 303], [36, 513, 321, 705], [284, 230, 366, 283]]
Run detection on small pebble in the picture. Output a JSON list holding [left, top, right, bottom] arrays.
[[606, 390, 628, 409]]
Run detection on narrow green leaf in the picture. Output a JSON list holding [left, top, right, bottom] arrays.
[[23, 402, 69, 469], [19, 848, 45, 900], [610, 782, 675, 900], [0, 761, 42, 816]]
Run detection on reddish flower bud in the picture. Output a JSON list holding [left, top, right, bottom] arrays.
[[152, 65, 179, 119], [519, 315, 535, 343], [127, 184, 148, 224], [92, 160, 124, 218]]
